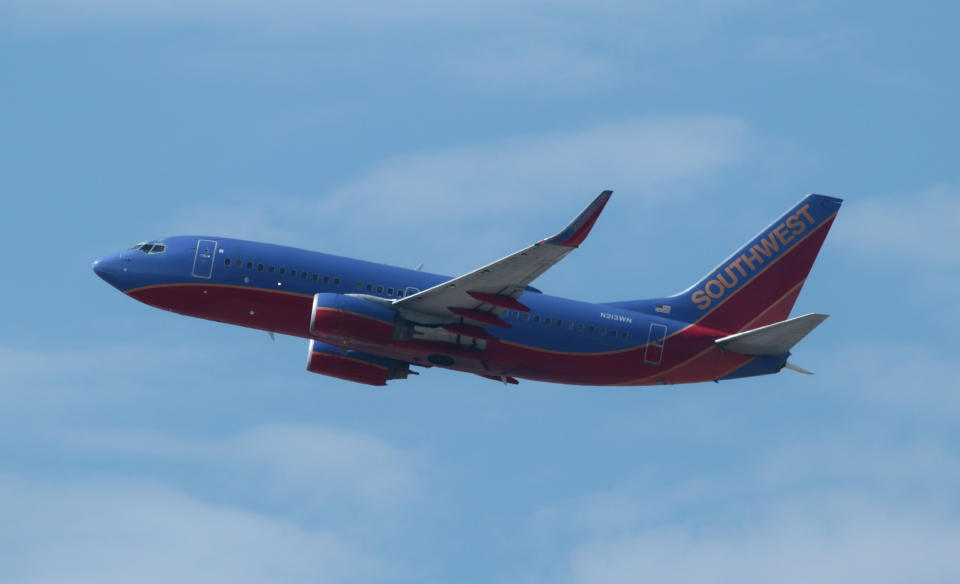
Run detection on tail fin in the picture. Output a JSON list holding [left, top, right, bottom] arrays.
[[614, 194, 842, 332]]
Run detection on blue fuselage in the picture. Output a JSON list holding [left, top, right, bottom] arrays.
[[93, 235, 784, 385]]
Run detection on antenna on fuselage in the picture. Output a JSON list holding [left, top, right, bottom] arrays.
[[415, 263, 424, 271]]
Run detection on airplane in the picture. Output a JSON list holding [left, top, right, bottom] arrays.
[[93, 192, 842, 387]]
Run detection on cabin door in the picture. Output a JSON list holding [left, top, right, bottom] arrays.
[[644, 322, 668, 366], [191, 239, 218, 279]]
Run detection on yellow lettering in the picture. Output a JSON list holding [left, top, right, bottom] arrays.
[[754, 234, 780, 258], [741, 248, 763, 271], [705, 279, 725, 299], [718, 270, 739, 289], [773, 224, 793, 246], [728, 256, 748, 277], [786, 214, 804, 235], [796, 203, 814, 224], [692, 289, 711, 310]]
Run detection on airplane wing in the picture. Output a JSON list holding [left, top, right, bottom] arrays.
[[393, 191, 612, 324]]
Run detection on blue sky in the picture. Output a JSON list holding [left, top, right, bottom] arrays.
[[2, 1, 959, 582]]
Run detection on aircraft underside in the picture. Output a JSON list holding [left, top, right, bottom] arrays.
[[128, 282, 779, 386]]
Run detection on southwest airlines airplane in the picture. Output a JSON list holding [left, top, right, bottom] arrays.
[[93, 192, 842, 386]]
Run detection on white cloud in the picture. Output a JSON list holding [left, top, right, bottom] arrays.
[[837, 183, 960, 266], [527, 439, 960, 584], [320, 116, 751, 220], [230, 424, 421, 507], [161, 116, 755, 266], [820, 341, 960, 415], [59, 423, 422, 508], [0, 0, 775, 95], [0, 476, 382, 584], [753, 28, 865, 65], [164, 203, 303, 246], [0, 345, 192, 381], [0, 344, 199, 407], [830, 183, 960, 328], [446, 45, 620, 94], [2, 0, 755, 34], [566, 497, 960, 584]]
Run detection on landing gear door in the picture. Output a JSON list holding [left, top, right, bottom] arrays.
[[192, 239, 218, 279], [644, 322, 668, 366]]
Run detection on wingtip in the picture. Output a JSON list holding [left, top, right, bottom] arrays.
[[545, 190, 613, 248]]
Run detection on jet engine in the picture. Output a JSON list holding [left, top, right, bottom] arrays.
[[306, 339, 412, 386], [310, 293, 397, 345]]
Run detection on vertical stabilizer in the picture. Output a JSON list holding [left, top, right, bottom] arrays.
[[612, 194, 842, 332]]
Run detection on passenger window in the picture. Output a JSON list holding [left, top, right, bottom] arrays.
[[556, 320, 563, 328], [290, 270, 297, 277], [376, 285, 384, 294], [544, 317, 551, 325], [533, 315, 541, 324], [621, 332, 629, 340], [365, 284, 373, 292], [599, 328, 606, 336], [356, 282, 362, 290], [333, 277, 341, 285], [523, 313, 531, 322], [387, 287, 394, 296], [589, 325, 596, 333], [279, 268, 286, 275], [323, 276, 330, 284], [246, 261, 253, 269], [257, 264, 264, 271], [610, 329, 616, 337], [577, 323, 584, 332], [301, 272, 307, 279], [313, 274, 319, 282], [225, 258, 231, 266], [397, 289, 405, 297], [234, 258, 241, 267], [567, 321, 574, 330], [269, 266, 275, 273], [512, 311, 519, 320]]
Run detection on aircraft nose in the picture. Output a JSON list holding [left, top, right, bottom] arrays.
[[92, 258, 106, 278], [92, 252, 127, 289]]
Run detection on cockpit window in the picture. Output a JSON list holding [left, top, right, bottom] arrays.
[[130, 241, 166, 254]]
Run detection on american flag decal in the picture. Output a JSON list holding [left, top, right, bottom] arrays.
[[655, 304, 671, 314]]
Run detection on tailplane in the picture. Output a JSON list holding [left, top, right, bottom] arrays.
[[715, 313, 828, 356]]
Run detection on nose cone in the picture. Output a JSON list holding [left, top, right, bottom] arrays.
[[92, 252, 127, 290]]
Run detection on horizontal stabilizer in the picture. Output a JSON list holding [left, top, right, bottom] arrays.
[[715, 313, 828, 356]]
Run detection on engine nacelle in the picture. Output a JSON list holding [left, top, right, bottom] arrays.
[[306, 340, 412, 386], [310, 293, 397, 345]]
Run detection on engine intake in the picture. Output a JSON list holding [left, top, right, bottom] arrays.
[[306, 340, 412, 386]]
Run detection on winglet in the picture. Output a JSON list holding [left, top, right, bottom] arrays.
[[544, 190, 613, 248]]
